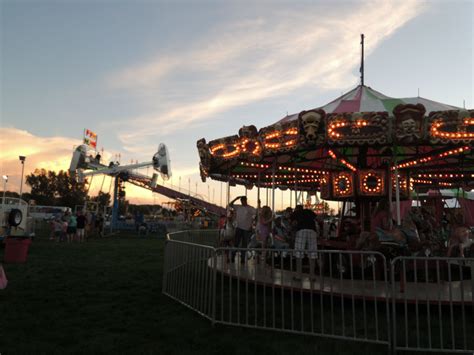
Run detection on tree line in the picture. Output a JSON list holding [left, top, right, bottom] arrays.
[[1, 169, 110, 209], [2, 169, 174, 215]]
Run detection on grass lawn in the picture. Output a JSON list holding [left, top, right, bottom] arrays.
[[0, 233, 462, 355]]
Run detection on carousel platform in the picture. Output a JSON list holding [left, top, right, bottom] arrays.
[[209, 255, 474, 305]]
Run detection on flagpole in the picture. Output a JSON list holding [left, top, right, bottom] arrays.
[[360, 33, 365, 86]]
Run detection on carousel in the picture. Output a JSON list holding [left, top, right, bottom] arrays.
[[196, 78, 474, 261]]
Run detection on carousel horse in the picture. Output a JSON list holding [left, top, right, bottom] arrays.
[[375, 215, 419, 245]]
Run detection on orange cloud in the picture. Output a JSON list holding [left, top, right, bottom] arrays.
[[0, 128, 202, 205], [0, 128, 80, 192]]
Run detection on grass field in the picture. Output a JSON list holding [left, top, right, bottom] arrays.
[[0, 232, 464, 355]]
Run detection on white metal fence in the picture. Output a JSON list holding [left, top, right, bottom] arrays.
[[162, 230, 474, 354]]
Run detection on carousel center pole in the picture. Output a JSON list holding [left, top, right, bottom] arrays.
[[294, 180, 298, 206]]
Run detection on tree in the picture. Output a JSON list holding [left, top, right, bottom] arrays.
[[25, 169, 56, 205], [91, 191, 111, 209], [25, 169, 89, 208]]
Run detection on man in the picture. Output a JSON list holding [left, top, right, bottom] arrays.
[[76, 211, 86, 243], [291, 205, 318, 280], [229, 196, 256, 264], [281, 207, 294, 247]]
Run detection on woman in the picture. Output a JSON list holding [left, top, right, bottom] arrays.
[[256, 206, 272, 249]]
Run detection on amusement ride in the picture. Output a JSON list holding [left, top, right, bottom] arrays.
[[196, 36, 474, 265]]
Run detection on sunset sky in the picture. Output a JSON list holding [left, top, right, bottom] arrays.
[[1, 0, 472, 208]]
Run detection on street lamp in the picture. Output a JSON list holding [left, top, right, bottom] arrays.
[[2, 175, 8, 209], [19, 156, 26, 201]]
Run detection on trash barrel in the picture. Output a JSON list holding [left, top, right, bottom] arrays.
[[4, 238, 32, 264]]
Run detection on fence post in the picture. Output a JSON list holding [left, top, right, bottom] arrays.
[[162, 238, 169, 294], [211, 248, 217, 326], [390, 257, 398, 355]]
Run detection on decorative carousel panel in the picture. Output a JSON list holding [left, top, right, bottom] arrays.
[[259, 121, 299, 154], [298, 109, 326, 146], [393, 103, 426, 144], [327, 112, 389, 145], [320, 175, 332, 200], [358, 169, 386, 197], [332, 171, 355, 199], [209, 135, 241, 160], [238, 125, 263, 161], [428, 110, 474, 144], [196, 138, 211, 178]]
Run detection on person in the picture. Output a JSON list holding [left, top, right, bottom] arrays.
[[62, 219, 68, 242], [85, 211, 93, 238], [291, 205, 318, 280], [328, 219, 337, 239], [248, 206, 273, 262], [371, 200, 392, 235], [53, 218, 63, 242], [229, 196, 256, 264], [272, 217, 290, 250], [447, 226, 472, 257], [218, 214, 226, 231], [76, 211, 86, 243], [68, 213, 77, 242], [96, 213, 104, 237], [219, 210, 235, 262], [281, 207, 294, 246], [48, 218, 56, 240]]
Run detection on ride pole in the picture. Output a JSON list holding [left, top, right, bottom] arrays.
[[271, 160, 276, 214], [394, 166, 401, 226], [111, 176, 120, 231], [387, 166, 393, 230], [19, 156, 26, 202], [257, 172, 261, 210]]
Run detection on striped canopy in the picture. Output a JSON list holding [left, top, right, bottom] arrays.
[[279, 85, 460, 124]]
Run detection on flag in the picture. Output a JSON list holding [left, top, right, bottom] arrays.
[[83, 129, 97, 149]]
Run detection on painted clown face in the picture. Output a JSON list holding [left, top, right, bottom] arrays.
[[401, 118, 417, 135], [301, 112, 321, 141]]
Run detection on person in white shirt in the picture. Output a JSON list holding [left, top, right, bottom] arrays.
[[229, 196, 256, 264]]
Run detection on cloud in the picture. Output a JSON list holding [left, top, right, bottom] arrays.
[[0, 127, 205, 204], [109, 0, 427, 149], [0, 128, 80, 190]]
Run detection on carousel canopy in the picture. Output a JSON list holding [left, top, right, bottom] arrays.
[[196, 84, 474, 201], [278, 85, 461, 124]]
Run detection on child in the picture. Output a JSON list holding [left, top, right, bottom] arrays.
[[53, 218, 63, 242], [62, 219, 68, 242]]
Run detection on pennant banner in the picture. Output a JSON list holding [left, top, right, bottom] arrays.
[[83, 129, 97, 149]]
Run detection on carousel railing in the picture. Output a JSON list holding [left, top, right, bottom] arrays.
[[162, 232, 218, 321], [391, 256, 474, 354], [212, 247, 391, 348], [163, 230, 474, 354]]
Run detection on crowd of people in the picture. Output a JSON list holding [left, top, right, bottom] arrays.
[[49, 210, 104, 242], [218, 197, 474, 269], [218, 196, 322, 278]]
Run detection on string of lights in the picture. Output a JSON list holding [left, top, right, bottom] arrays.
[[328, 149, 357, 171], [394, 146, 470, 169]]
